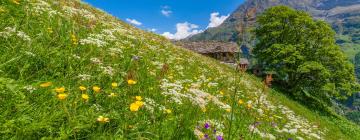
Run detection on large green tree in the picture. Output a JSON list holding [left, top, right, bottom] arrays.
[[254, 6, 358, 104]]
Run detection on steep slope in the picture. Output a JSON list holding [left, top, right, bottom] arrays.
[[1, 0, 360, 139], [186, 0, 360, 47]]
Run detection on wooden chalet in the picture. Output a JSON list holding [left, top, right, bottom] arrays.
[[176, 41, 241, 63]]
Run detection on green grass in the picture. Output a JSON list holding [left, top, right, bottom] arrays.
[[1, 0, 360, 139]]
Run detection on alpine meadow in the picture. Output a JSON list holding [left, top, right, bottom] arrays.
[[1, 0, 360, 140]]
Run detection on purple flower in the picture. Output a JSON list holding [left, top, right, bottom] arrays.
[[216, 135, 224, 140], [204, 134, 209, 139], [288, 138, 293, 140], [204, 123, 210, 129], [213, 129, 217, 133], [253, 121, 261, 127]]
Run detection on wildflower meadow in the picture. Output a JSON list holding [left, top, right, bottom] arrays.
[[1, 0, 360, 139]]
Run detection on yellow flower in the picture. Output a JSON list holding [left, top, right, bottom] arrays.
[[0, 7, 5, 13], [135, 101, 144, 107], [199, 133, 204, 139], [238, 99, 244, 105], [219, 90, 224, 95], [97, 116, 110, 123], [127, 79, 137, 85], [226, 108, 231, 112], [108, 93, 117, 97], [201, 108, 207, 113], [47, 28, 53, 33], [55, 87, 65, 93], [130, 103, 140, 112], [92, 86, 101, 93], [165, 109, 172, 114], [111, 82, 118, 88], [247, 104, 252, 109], [40, 82, 52, 88], [71, 34, 78, 45], [12, 0, 20, 5], [79, 86, 87, 91], [135, 96, 142, 101], [81, 94, 89, 101], [57, 93, 68, 100]]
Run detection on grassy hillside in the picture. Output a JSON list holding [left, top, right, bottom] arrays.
[[1, 0, 360, 139]]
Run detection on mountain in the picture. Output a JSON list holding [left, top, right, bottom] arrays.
[[1, 0, 360, 139], [186, 0, 360, 47], [186, 0, 360, 126]]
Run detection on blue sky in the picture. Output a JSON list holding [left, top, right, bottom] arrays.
[[83, 0, 245, 39]]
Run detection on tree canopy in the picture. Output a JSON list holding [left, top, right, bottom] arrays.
[[254, 6, 358, 105]]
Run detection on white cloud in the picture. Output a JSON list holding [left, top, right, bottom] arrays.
[[207, 12, 229, 28], [161, 6, 172, 17], [161, 10, 172, 17], [148, 28, 157, 32], [126, 18, 142, 26], [162, 22, 203, 40]]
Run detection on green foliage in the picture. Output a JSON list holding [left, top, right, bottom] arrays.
[[254, 6, 358, 104], [1, 1, 360, 139], [346, 111, 360, 125]]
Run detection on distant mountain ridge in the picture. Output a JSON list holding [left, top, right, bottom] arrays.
[[185, 0, 360, 44]]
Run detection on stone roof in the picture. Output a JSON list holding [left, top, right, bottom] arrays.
[[175, 41, 240, 54], [239, 58, 249, 65]]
